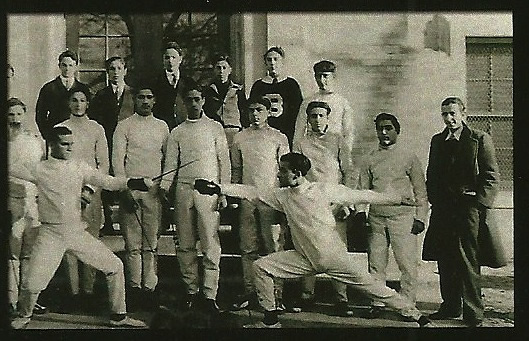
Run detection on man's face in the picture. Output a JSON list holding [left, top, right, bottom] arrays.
[[184, 90, 205, 119], [69, 91, 88, 117], [376, 119, 399, 147], [7, 105, 25, 130], [314, 72, 335, 91], [277, 160, 298, 188], [248, 103, 269, 128], [214, 60, 232, 83], [163, 48, 182, 72], [264, 51, 283, 77], [51, 134, 74, 160], [441, 103, 465, 131], [108, 60, 127, 85], [135, 89, 155, 116], [59, 56, 78, 78], [307, 107, 329, 134]]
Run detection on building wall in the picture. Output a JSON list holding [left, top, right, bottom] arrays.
[[8, 14, 66, 135]]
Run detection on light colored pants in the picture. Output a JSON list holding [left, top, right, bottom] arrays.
[[368, 212, 418, 303], [119, 187, 161, 291], [302, 219, 348, 302], [17, 223, 126, 317], [64, 189, 102, 295], [8, 216, 38, 307], [239, 200, 284, 301], [254, 250, 422, 320], [175, 183, 221, 299]]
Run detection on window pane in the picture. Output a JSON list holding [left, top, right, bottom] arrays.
[[491, 52, 513, 79], [109, 37, 131, 59], [79, 37, 106, 69], [107, 14, 129, 35], [490, 119, 513, 148], [78, 71, 106, 93], [466, 53, 490, 79], [79, 13, 105, 36], [491, 80, 513, 115], [495, 148, 513, 181], [467, 81, 490, 115]]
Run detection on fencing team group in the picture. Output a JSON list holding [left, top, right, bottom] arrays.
[[7, 42, 500, 329]]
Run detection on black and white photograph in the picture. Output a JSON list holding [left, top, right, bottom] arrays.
[[5, 10, 513, 330]]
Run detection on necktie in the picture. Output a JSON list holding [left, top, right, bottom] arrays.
[[115, 88, 120, 101], [172, 74, 177, 88], [272, 76, 278, 84]]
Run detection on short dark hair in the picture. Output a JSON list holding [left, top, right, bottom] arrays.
[[374, 112, 401, 134], [7, 97, 27, 112], [280, 152, 312, 176], [263, 46, 285, 60], [248, 96, 272, 110], [183, 83, 204, 98], [105, 56, 126, 71], [48, 126, 72, 143], [163, 42, 183, 56], [306, 101, 331, 116], [133, 81, 156, 96], [313, 60, 336, 74], [68, 88, 92, 102], [211, 53, 232, 66], [58, 50, 79, 64], [441, 97, 466, 112]]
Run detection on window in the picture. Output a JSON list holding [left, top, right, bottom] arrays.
[[466, 37, 513, 188]]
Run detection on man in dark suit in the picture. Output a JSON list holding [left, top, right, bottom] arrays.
[[422, 97, 500, 327], [152, 41, 195, 131], [89, 56, 135, 234], [35, 50, 91, 143]]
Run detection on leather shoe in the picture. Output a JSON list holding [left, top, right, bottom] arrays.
[[429, 309, 462, 320], [464, 318, 483, 327]]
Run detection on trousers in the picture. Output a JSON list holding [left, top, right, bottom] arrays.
[[17, 223, 126, 317], [174, 183, 222, 299], [254, 250, 421, 321]]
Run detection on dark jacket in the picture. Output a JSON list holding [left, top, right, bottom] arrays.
[[422, 124, 502, 264], [35, 76, 91, 140], [152, 71, 195, 131]]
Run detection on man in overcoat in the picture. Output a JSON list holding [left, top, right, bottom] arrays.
[[422, 97, 500, 327]]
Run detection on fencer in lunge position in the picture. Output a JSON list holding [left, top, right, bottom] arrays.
[[10, 126, 151, 329], [194, 152, 432, 328]]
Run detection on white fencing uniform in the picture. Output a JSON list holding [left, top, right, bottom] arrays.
[[161, 114, 230, 300], [11, 158, 130, 317], [113, 113, 169, 291]]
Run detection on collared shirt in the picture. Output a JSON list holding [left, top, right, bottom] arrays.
[[231, 126, 290, 189], [221, 181, 396, 270], [111, 83, 125, 100], [445, 126, 463, 141], [358, 143, 428, 222], [293, 130, 354, 187], [293, 90, 354, 150], [165, 69, 180, 87], [112, 113, 169, 178], [261, 74, 288, 84], [11, 157, 128, 225], [160, 114, 230, 190], [60, 75, 75, 90], [56, 116, 109, 172]]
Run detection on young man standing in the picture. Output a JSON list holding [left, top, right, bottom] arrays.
[[357, 113, 428, 316], [56, 89, 109, 307], [7, 98, 47, 317], [230, 96, 290, 310], [422, 97, 500, 327], [249, 46, 303, 149], [203, 53, 248, 147], [35, 50, 91, 142], [160, 84, 230, 314], [10, 126, 150, 329], [89, 56, 135, 234], [293, 101, 355, 317], [194, 152, 431, 328], [112, 84, 169, 309], [293, 60, 354, 151], [152, 42, 194, 130]]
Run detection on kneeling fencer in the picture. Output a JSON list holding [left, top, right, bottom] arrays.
[[10, 126, 151, 329], [194, 152, 432, 328]]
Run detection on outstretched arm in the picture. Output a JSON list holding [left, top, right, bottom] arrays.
[[326, 183, 417, 207]]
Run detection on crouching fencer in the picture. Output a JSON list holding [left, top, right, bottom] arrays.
[[10, 126, 151, 329], [194, 152, 432, 328]]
